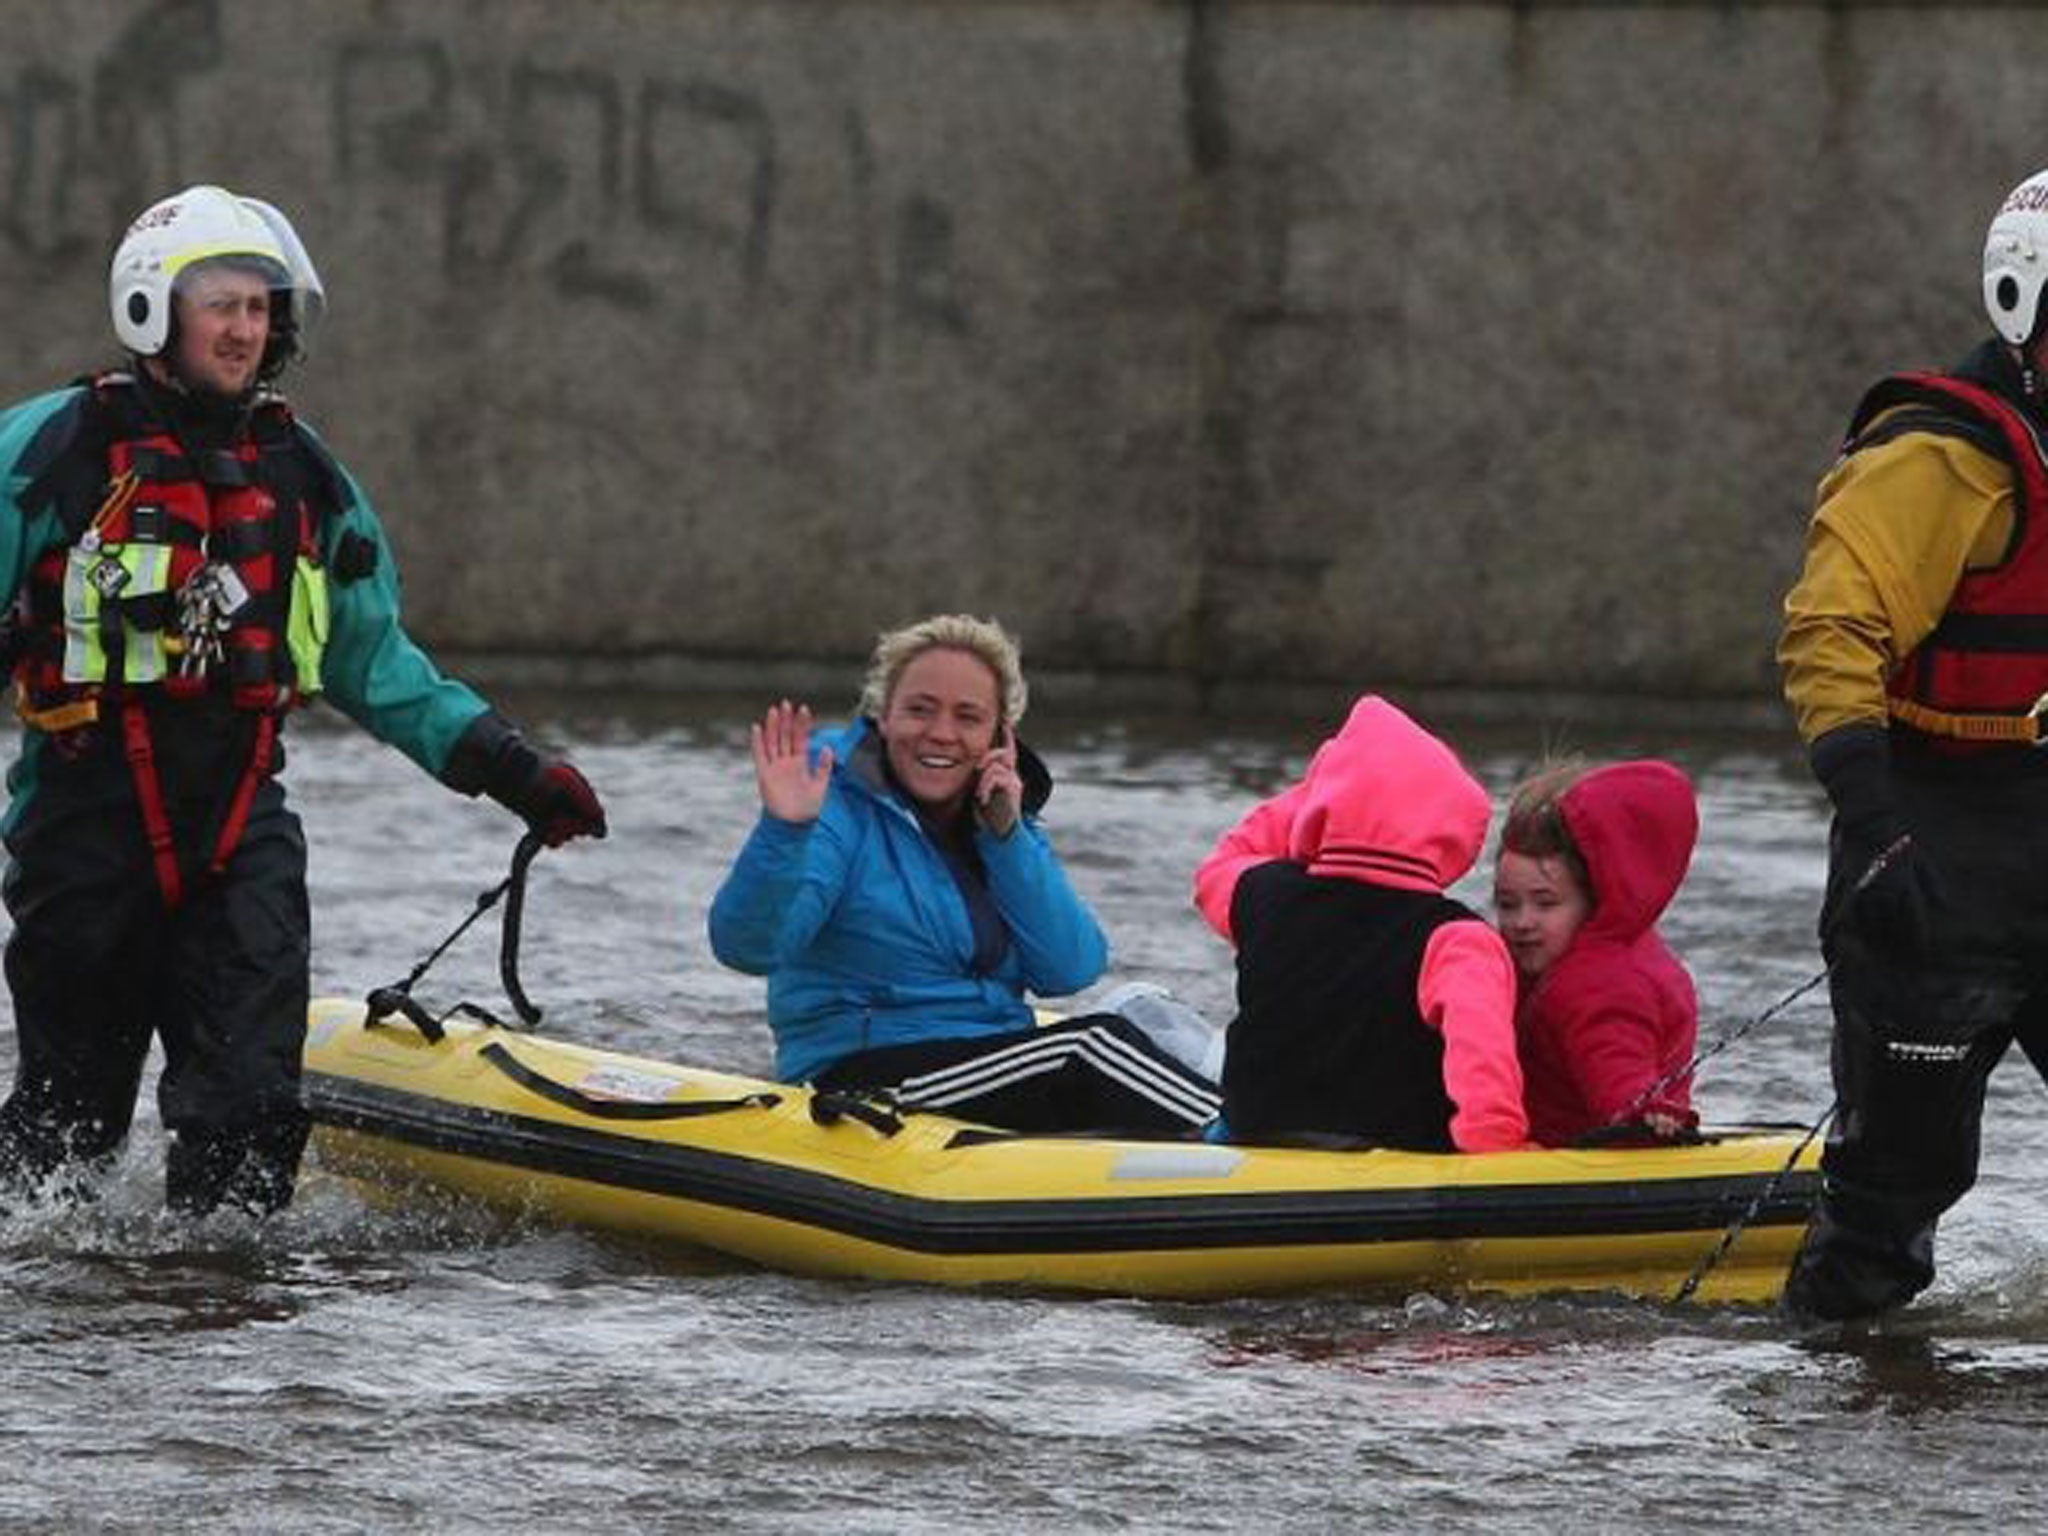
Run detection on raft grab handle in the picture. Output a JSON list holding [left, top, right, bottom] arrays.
[[479, 1041, 783, 1121]]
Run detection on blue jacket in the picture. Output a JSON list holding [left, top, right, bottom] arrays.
[[707, 719, 1109, 1083]]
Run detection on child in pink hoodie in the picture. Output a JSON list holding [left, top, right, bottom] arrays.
[[1193, 696, 1528, 1153], [1493, 759, 1700, 1146]]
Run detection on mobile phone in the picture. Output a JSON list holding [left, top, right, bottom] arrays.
[[979, 722, 1017, 832]]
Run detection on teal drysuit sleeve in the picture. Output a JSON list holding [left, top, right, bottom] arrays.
[[0, 388, 85, 598], [296, 423, 493, 779]]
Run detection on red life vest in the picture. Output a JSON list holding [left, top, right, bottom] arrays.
[[1847, 371, 2048, 742]]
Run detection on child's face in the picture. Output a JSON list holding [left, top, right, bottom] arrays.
[[1493, 849, 1592, 981]]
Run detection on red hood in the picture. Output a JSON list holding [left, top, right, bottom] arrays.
[[1558, 760, 1697, 943], [1287, 695, 1491, 892]]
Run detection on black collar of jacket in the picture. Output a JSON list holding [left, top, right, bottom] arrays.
[[1953, 337, 2048, 430], [124, 362, 262, 453]]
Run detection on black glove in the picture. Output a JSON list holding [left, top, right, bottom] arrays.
[[446, 711, 608, 846], [1810, 723, 1940, 958]]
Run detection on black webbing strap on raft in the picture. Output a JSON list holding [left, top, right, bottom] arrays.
[[365, 832, 546, 1042], [1570, 1119, 1708, 1151], [808, 1088, 906, 1138], [477, 1042, 782, 1121], [363, 990, 511, 1045]]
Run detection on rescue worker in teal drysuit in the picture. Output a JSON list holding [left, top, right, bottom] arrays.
[[0, 185, 607, 1215]]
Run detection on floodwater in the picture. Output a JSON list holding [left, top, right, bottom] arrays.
[[5, 694, 2048, 1533]]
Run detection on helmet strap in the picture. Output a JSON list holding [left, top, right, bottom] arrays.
[[2011, 343, 2041, 402], [2017, 339, 2048, 406], [2015, 300, 2048, 401]]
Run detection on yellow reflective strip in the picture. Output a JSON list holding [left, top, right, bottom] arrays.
[[61, 551, 103, 682], [286, 556, 329, 695], [162, 243, 280, 277], [121, 545, 173, 684]]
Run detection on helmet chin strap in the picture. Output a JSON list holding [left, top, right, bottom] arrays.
[[2011, 343, 2042, 403], [2006, 309, 2048, 404]]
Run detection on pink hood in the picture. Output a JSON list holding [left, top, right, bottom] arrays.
[[1559, 761, 1698, 942], [1290, 696, 1492, 890], [1195, 695, 1492, 939]]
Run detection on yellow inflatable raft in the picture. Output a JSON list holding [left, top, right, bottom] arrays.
[[302, 996, 1820, 1305]]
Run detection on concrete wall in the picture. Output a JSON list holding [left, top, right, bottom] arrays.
[[0, 1, 2037, 708]]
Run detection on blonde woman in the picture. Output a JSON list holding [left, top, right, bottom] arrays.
[[709, 615, 1219, 1135]]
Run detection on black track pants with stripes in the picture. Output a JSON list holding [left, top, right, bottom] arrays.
[[814, 1013, 1221, 1136]]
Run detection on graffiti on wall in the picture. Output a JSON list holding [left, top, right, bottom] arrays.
[[0, 0, 225, 265], [0, 0, 970, 344]]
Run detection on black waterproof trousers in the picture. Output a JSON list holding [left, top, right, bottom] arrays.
[[1786, 763, 2048, 1322], [0, 713, 310, 1215]]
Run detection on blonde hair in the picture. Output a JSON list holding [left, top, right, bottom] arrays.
[[857, 614, 1028, 728], [1500, 756, 1593, 899]]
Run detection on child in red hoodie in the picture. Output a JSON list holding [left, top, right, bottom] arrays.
[[1493, 759, 1700, 1146], [1193, 696, 1528, 1153]]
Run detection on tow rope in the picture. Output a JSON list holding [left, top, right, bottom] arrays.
[[356, 833, 796, 1127], [366, 832, 545, 1042], [1576, 836, 1904, 1301], [1672, 1098, 1835, 1306], [1583, 832, 1908, 1143]]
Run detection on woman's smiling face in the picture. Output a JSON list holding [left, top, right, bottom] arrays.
[[878, 646, 1001, 817]]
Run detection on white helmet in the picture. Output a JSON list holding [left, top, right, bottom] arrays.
[[1984, 168, 2048, 347], [108, 184, 326, 374]]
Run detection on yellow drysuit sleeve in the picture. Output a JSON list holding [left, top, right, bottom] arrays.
[[1779, 423, 2016, 743]]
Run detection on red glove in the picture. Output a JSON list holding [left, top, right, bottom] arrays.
[[524, 758, 607, 846], [492, 753, 607, 845], [450, 711, 608, 847]]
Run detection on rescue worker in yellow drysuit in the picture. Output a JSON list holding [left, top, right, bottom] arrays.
[[1781, 167, 2048, 1321]]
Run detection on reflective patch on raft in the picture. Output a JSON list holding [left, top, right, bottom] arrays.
[[305, 1010, 344, 1050], [575, 1065, 689, 1103], [1109, 1146, 1245, 1181]]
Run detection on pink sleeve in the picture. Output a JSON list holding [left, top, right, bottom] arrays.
[[1416, 919, 1528, 1152], [1192, 784, 1308, 942]]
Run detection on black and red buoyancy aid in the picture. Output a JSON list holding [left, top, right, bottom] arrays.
[[14, 372, 319, 714], [1846, 370, 2048, 744], [11, 373, 329, 906]]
